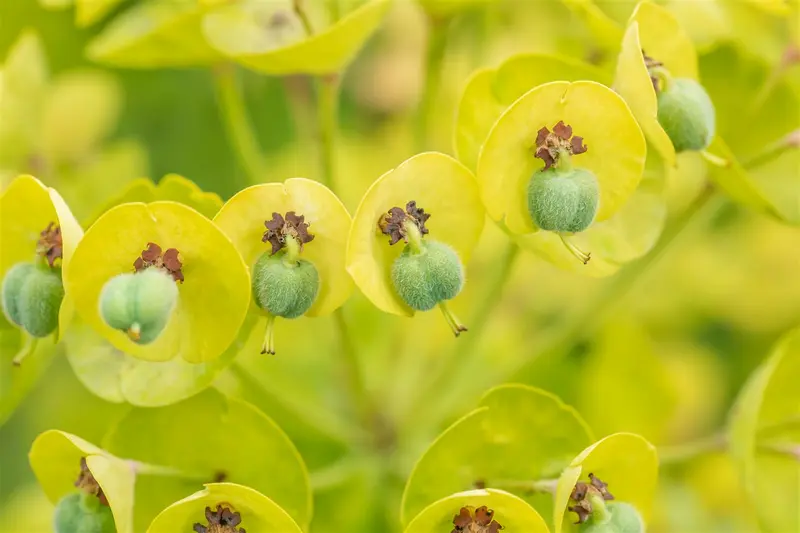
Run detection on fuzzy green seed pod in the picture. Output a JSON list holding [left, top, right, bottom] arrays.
[[579, 502, 645, 533], [391, 240, 464, 312], [2, 262, 64, 337], [99, 268, 179, 344], [657, 78, 716, 153], [54, 493, 116, 533], [527, 167, 599, 233], [252, 251, 320, 319]]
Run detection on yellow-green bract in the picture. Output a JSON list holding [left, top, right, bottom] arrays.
[[66, 201, 250, 363], [346, 152, 484, 317]]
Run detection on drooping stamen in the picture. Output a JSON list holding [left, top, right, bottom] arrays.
[[261, 315, 276, 355], [11, 335, 38, 367], [193, 504, 246, 533], [262, 211, 315, 259], [127, 322, 142, 342], [75, 457, 109, 506], [451, 505, 503, 533], [559, 234, 591, 265], [133, 242, 184, 283], [438, 301, 468, 338], [568, 473, 614, 524], [378, 201, 430, 248], [533, 121, 588, 170], [36, 222, 62, 268]]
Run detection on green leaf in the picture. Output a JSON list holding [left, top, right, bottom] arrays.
[[202, 0, 392, 75], [553, 433, 658, 533], [102, 388, 313, 529], [146, 482, 303, 533], [29, 430, 137, 533], [454, 53, 609, 172], [64, 313, 259, 406], [87, 0, 223, 68], [404, 489, 549, 533], [559, 0, 623, 51], [728, 327, 800, 533], [401, 384, 594, 526]]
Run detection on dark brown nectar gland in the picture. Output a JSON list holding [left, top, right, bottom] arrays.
[[378, 200, 430, 245], [452, 505, 504, 533], [643, 51, 665, 92], [534, 121, 588, 170], [37, 222, 63, 268], [193, 504, 246, 533], [262, 211, 315, 255], [75, 457, 109, 506], [568, 473, 614, 524], [133, 242, 184, 283]]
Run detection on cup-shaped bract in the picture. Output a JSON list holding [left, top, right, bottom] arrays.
[[147, 483, 303, 533], [66, 201, 250, 363], [613, 2, 699, 166], [404, 489, 549, 533], [728, 327, 800, 532], [346, 152, 484, 317], [0, 175, 82, 340], [29, 430, 136, 533], [477, 81, 646, 235], [401, 384, 594, 526], [202, 0, 392, 76], [214, 178, 353, 317], [553, 433, 658, 533]]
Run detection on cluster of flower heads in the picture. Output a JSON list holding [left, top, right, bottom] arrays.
[[262, 211, 315, 255], [133, 242, 184, 283], [193, 505, 246, 533], [533, 121, 588, 170], [569, 473, 614, 524]]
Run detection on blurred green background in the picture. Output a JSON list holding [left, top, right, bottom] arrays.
[[1, 0, 799, 532]]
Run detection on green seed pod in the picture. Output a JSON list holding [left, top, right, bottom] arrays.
[[54, 493, 116, 533], [657, 78, 716, 153], [579, 502, 645, 533], [99, 268, 179, 344], [1, 262, 36, 326], [17, 267, 65, 337], [252, 251, 320, 319], [527, 167, 599, 233], [391, 240, 464, 312]]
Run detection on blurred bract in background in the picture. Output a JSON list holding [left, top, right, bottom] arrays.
[[0, 0, 798, 532]]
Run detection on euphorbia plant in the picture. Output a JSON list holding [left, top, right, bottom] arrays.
[[346, 152, 485, 335], [213, 178, 353, 355]]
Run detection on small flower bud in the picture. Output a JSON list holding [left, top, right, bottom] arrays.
[[251, 251, 320, 319], [53, 492, 115, 533], [657, 78, 716, 153], [99, 268, 179, 344], [579, 502, 644, 533], [2, 262, 64, 338], [391, 240, 464, 312], [527, 167, 600, 233]]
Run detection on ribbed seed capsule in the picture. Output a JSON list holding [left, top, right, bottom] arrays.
[[657, 78, 716, 152], [527, 167, 599, 233], [391, 240, 464, 312], [1, 262, 64, 338], [99, 268, 179, 344], [251, 251, 320, 319], [53, 493, 115, 533], [579, 502, 644, 533]]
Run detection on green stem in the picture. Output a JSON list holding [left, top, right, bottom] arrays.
[[416, 16, 449, 152], [658, 432, 728, 464], [309, 455, 363, 490], [334, 308, 373, 430], [399, 240, 519, 427], [649, 65, 674, 92], [740, 130, 799, 170], [316, 75, 341, 189], [213, 64, 269, 186], [229, 361, 363, 444], [483, 478, 559, 495], [129, 461, 210, 483], [293, 0, 315, 35]]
